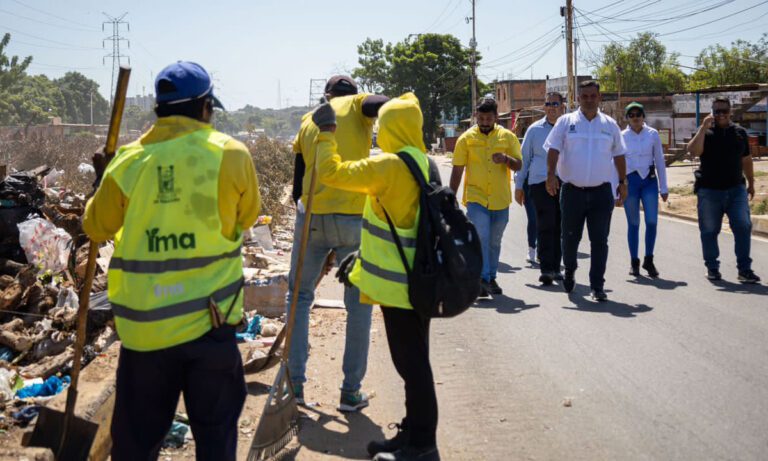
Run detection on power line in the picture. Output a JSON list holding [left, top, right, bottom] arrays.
[[422, 0, 462, 33], [102, 12, 130, 105], [9, 0, 99, 30], [0, 24, 102, 50], [0, 8, 100, 32]]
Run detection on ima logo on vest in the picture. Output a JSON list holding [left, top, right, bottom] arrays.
[[145, 228, 196, 252]]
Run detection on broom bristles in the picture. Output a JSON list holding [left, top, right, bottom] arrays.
[[247, 422, 298, 461]]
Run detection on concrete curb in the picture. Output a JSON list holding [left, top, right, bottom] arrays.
[[659, 209, 768, 239]]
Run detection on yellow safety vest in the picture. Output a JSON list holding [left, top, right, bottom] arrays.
[[348, 146, 428, 310], [106, 127, 244, 351]]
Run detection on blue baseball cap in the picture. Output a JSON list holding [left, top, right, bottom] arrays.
[[154, 61, 224, 110]]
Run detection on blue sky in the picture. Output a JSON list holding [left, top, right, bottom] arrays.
[[2, 0, 766, 110]]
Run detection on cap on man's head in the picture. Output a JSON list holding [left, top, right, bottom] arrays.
[[624, 101, 645, 116], [324, 75, 358, 97], [155, 61, 224, 110]]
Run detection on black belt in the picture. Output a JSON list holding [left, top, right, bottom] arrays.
[[564, 182, 609, 191]]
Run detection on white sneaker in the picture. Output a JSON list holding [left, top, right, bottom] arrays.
[[526, 247, 537, 264]]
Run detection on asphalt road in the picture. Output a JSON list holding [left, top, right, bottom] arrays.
[[423, 162, 768, 460]]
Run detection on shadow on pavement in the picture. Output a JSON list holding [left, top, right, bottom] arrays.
[[577, 251, 590, 260], [525, 282, 564, 292], [474, 293, 540, 314], [497, 262, 522, 274], [245, 379, 272, 397], [709, 279, 768, 295], [627, 276, 688, 290], [291, 406, 385, 460], [562, 284, 653, 318]]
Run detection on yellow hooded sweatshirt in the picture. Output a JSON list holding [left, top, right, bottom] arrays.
[[316, 92, 427, 306]]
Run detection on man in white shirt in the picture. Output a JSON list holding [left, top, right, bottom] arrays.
[[621, 102, 668, 278], [543, 80, 627, 301]]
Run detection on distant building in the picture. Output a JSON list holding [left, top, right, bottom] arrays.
[[126, 94, 155, 112], [545, 75, 593, 105]]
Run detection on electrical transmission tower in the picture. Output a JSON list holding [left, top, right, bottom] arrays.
[[309, 79, 326, 107], [102, 12, 130, 105]]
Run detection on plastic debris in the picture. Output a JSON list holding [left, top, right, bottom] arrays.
[[17, 217, 72, 274], [0, 346, 15, 362], [162, 421, 190, 448], [236, 315, 262, 342], [16, 375, 70, 399], [12, 405, 40, 427], [0, 368, 16, 401]]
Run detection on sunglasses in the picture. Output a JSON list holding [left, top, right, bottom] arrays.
[[544, 102, 561, 107], [713, 109, 730, 115], [627, 112, 643, 119]]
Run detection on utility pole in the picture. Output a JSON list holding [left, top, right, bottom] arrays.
[[277, 80, 282, 109], [89, 90, 93, 126], [468, 0, 477, 123], [562, 0, 574, 110], [616, 64, 624, 124], [102, 13, 130, 107], [573, 37, 579, 102], [309, 78, 326, 107]]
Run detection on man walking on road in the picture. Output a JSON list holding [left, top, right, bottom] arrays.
[[83, 61, 260, 460], [687, 96, 761, 283], [450, 97, 522, 297], [544, 80, 628, 301], [287, 75, 389, 411], [313, 93, 441, 461], [515, 92, 566, 285]]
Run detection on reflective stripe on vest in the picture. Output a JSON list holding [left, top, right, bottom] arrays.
[[348, 146, 428, 309], [106, 128, 244, 351]]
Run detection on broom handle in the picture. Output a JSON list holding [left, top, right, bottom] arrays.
[[58, 65, 130, 457], [281, 139, 322, 358]]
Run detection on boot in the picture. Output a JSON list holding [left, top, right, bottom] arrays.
[[373, 445, 441, 461], [368, 421, 409, 457], [642, 255, 659, 278], [629, 258, 640, 276]]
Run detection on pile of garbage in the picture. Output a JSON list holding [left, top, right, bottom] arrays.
[[0, 166, 116, 431]]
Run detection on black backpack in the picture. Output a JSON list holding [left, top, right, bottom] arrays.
[[380, 152, 483, 318]]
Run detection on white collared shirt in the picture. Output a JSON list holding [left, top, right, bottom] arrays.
[[621, 124, 668, 194], [543, 109, 626, 187]]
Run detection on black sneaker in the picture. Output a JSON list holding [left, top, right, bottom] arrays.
[[563, 270, 575, 293], [479, 280, 492, 297], [553, 271, 564, 281], [642, 255, 659, 278], [539, 272, 554, 286], [373, 445, 441, 461], [368, 422, 409, 457], [738, 270, 761, 284], [591, 288, 608, 302], [706, 269, 722, 281], [489, 278, 503, 295], [630, 258, 640, 276]]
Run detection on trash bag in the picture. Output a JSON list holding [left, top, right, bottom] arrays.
[[17, 217, 72, 274], [16, 375, 70, 399]]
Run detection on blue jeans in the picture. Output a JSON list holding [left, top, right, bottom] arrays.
[[467, 202, 509, 282], [523, 180, 537, 249], [286, 207, 372, 393], [696, 185, 753, 272], [624, 172, 659, 260]]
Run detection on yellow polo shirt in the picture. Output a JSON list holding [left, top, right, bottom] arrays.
[[293, 93, 374, 215], [452, 124, 521, 210]]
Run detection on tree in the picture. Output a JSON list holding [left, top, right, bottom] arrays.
[[122, 105, 155, 132], [689, 34, 768, 89], [353, 33, 481, 146], [595, 32, 687, 93], [54, 72, 109, 124], [0, 33, 34, 125]]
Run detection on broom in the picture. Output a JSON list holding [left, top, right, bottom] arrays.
[[247, 133, 324, 460]]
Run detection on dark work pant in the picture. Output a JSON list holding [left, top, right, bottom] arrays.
[[522, 180, 537, 249], [560, 183, 615, 290], [381, 306, 437, 448], [530, 181, 562, 273], [111, 326, 247, 461]]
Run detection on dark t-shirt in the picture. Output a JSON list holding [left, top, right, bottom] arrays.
[[699, 124, 749, 190]]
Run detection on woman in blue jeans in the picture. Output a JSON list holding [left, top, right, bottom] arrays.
[[621, 102, 668, 277]]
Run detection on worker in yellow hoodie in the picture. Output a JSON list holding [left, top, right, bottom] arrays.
[[312, 93, 441, 461], [83, 61, 260, 461]]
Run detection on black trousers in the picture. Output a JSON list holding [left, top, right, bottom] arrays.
[[530, 181, 562, 273], [560, 183, 615, 290], [111, 326, 246, 461], [381, 306, 438, 448]]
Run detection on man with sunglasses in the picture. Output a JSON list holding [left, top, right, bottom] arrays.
[[544, 80, 627, 301], [687, 97, 760, 284], [515, 92, 566, 285], [621, 102, 668, 277]]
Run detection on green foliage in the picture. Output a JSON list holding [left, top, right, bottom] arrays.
[[595, 32, 687, 93], [123, 105, 156, 132], [689, 34, 768, 89], [353, 33, 481, 145], [54, 71, 110, 124]]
